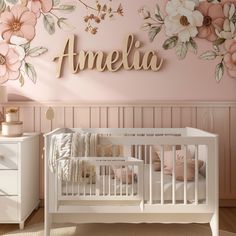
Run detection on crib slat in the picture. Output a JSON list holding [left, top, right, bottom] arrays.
[[120, 166, 122, 196], [103, 166, 105, 196], [114, 165, 117, 196], [144, 135, 147, 164], [149, 146, 153, 205], [206, 145, 209, 205], [108, 165, 111, 196], [84, 165, 86, 196], [96, 166, 100, 196], [161, 145, 164, 205], [132, 165, 134, 196], [195, 145, 198, 205], [139, 145, 142, 160], [126, 166, 128, 196], [172, 145, 176, 205], [184, 145, 187, 205], [90, 165, 92, 196], [77, 160, 80, 196], [55, 164, 58, 210], [66, 181, 68, 196]]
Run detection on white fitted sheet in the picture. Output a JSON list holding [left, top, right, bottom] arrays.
[[61, 165, 206, 202]]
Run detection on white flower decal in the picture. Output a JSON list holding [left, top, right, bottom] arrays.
[[164, 0, 203, 42]]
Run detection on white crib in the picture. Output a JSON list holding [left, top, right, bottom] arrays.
[[44, 127, 219, 236]]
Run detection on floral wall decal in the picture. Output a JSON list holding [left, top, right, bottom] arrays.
[[139, 0, 236, 82], [0, 0, 123, 86], [79, 0, 123, 35]]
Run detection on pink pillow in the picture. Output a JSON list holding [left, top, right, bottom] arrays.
[[113, 167, 136, 184], [175, 159, 204, 181], [155, 149, 193, 171]]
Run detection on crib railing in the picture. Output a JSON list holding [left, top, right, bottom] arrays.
[[55, 157, 144, 203]]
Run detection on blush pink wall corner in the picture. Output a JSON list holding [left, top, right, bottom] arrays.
[[6, 0, 236, 102]]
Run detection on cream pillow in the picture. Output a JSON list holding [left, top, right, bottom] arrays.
[[96, 145, 122, 157]]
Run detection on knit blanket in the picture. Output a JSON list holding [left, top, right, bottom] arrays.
[[49, 132, 98, 182]]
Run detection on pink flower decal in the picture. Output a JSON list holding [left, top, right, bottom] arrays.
[[224, 39, 236, 78], [197, 2, 224, 42], [0, 5, 37, 42], [31, 0, 53, 18], [0, 42, 22, 84]]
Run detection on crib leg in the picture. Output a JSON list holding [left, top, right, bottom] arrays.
[[210, 211, 219, 236], [44, 212, 52, 236]]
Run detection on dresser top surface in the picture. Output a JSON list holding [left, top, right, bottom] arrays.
[[0, 133, 39, 142]]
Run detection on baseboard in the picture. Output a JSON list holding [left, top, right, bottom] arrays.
[[220, 199, 236, 207]]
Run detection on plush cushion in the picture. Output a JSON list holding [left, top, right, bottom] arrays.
[[155, 149, 194, 171], [152, 145, 181, 163], [113, 167, 136, 184], [187, 145, 207, 177], [175, 159, 204, 181], [96, 145, 122, 157]]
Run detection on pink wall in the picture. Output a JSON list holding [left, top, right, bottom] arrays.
[[7, 0, 236, 101]]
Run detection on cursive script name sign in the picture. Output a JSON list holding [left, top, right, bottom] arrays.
[[54, 34, 164, 78]]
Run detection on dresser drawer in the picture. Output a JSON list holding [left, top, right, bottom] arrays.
[[0, 196, 18, 222], [0, 143, 18, 169], [0, 171, 18, 195]]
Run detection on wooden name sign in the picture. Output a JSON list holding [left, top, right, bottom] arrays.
[[54, 34, 164, 78]]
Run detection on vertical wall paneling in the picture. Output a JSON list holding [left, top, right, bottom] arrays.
[[154, 108, 162, 128], [74, 107, 90, 128], [162, 107, 172, 128], [212, 108, 230, 198], [19, 107, 35, 132], [108, 107, 119, 128], [119, 107, 124, 128], [230, 108, 236, 197], [172, 107, 181, 128], [52, 107, 65, 130], [34, 107, 41, 132], [181, 107, 196, 128], [142, 107, 154, 128], [100, 107, 108, 128], [134, 107, 142, 128], [197, 108, 214, 132], [123, 107, 134, 128], [90, 107, 100, 128], [64, 107, 74, 128]]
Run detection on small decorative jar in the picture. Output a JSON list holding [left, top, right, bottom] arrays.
[[6, 108, 18, 122], [1, 121, 23, 137]]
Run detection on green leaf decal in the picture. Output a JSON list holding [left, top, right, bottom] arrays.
[[24, 63, 37, 84], [56, 5, 76, 12], [43, 14, 55, 35], [21, 42, 30, 53], [215, 62, 224, 83], [53, 0, 60, 6], [188, 38, 197, 54], [148, 26, 161, 42], [213, 38, 225, 46], [199, 51, 217, 60], [162, 36, 178, 50], [175, 42, 188, 60], [0, 0, 6, 13], [57, 18, 74, 30], [19, 74, 25, 87], [27, 47, 48, 57]]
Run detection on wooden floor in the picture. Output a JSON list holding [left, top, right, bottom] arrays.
[[0, 208, 236, 235]]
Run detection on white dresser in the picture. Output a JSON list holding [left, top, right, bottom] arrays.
[[0, 133, 39, 229]]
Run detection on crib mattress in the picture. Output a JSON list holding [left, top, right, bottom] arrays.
[[61, 165, 206, 202]]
